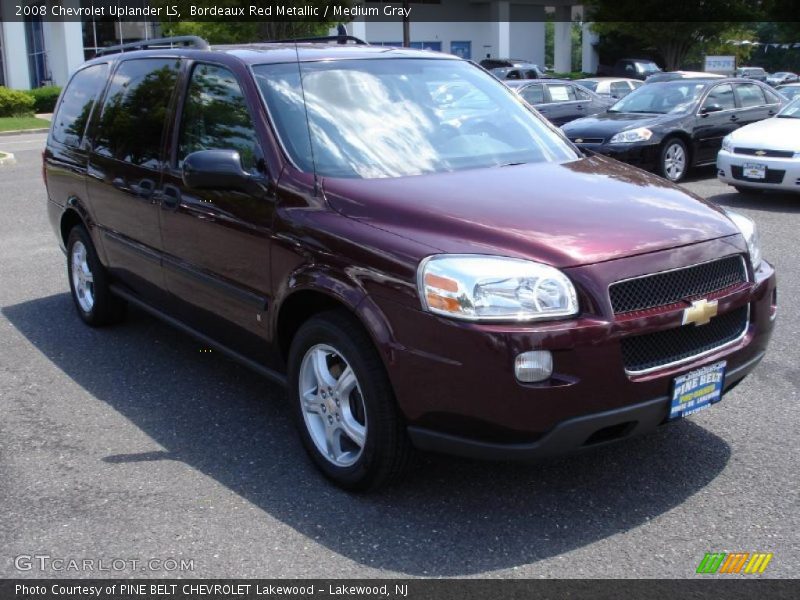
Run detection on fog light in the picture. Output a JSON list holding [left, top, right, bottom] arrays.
[[514, 350, 553, 383]]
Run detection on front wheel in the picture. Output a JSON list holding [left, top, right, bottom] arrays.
[[658, 138, 689, 182], [287, 311, 412, 491]]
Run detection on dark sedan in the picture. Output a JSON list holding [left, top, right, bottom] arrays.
[[507, 79, 613, 126], [562, 78, 785, 182]]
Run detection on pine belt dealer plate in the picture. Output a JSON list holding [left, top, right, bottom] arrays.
[[670, 361, 727, 420], [743, 162, 767, 179]]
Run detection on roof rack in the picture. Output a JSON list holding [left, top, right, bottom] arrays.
[[95, 36, 210, 57], [270, 35, 368, 45]]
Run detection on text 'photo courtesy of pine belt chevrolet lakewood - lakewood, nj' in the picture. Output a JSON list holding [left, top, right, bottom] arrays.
[[43, 35, 777, 491]]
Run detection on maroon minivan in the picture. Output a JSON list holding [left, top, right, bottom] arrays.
[[44, 37, 776, 490]]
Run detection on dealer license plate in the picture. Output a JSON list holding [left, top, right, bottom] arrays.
[[743, 162, 766, 179], [670, 361, 726, 420]]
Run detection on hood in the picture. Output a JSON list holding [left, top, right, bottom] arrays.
[[729, 116, 800, 152], [321, 156, 739, 268], [562, 112, 680, 139]]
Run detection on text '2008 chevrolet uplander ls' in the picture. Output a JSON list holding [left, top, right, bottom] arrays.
[[44, 36, 776, 490]]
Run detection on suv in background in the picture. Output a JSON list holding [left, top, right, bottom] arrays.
[[45, 36, 776, 490], [736, 67, 768, 82]]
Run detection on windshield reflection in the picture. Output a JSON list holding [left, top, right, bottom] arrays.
[[253, 59, 577, 179]]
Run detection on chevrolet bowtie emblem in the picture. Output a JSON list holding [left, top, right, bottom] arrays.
[[575, 138, 584, 143], [683, 299, 719, 327], [755, 150, 767, 156]]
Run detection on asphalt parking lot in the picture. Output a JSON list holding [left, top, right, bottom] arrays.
[[1, 132, 798, 579]]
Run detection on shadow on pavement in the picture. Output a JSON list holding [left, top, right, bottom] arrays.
[[4, 293, 732, 576]]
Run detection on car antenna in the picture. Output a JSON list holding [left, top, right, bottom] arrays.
[[294, 41, 320, 196]]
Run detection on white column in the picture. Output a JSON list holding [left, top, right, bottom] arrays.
[[553, 5, 572, 73], [581, 22, 599, 74], [43, 21, 85, 86], [1, 21, 30, 89], [491, 1, 510, 58]]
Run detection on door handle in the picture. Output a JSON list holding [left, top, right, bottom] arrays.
[[768, 109, 776, 116], [160, 186, 181, 210], [729, 115, 738, 122]]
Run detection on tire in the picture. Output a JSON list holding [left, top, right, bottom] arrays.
[[287, 310, 412, 491], [66, 225, 126, 327], [658, 137, 689, 182]]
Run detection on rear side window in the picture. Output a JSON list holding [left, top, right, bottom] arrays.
[[177, 63, 258, 171], [93, 58, 180, 169], [547, 84, 576, 102], [610, 82, 631, 97], [519, 84, 544, 105], [52, 64, 108, 148], [574, 86, 592, 101], [736, 83, 766, 107], [704, 84, 735, 110]]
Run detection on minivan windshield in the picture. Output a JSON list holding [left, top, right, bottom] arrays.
[[608, 81, 706, 114], [253, 59, 578, 179]]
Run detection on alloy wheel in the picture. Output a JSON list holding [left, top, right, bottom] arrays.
[[298, 344, 367, 467], [71, 240, 95, 313], [663, 142, 687, 181]]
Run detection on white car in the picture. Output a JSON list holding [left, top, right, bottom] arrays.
[[717, 96, 800, 193], [574, 77, 642, 99]]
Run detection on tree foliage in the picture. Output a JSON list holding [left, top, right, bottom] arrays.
[[584, 0, 764, 70]]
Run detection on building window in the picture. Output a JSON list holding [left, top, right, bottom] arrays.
[[81, 0, 160, 60], [450, 41, 471, 60], [25, 16, 50, 88]]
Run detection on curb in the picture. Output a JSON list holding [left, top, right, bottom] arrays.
[[0, 128, 49, 137], [0, 151, 16, 166]]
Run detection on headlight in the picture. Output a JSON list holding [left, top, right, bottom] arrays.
[[609, 127, 653, 144], [418, 255, 579, 321], [721, 135, 734, 153], [725, 210, 762, 270]]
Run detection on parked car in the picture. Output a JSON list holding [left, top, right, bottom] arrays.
[[44, 38, 776, 490], [597, 58, 662, 80], [645, 71, 725, 83], [562, 78, 785, 182], [490, 64, 549, 80], [717, 96, 800, 193], [735, 67, 768, 82], [776, 82, 800, 100], [506, 78, 613, 125], [766, 71, 799, 86], [480, 57, 533, 70], [574, 77, 643, 99]]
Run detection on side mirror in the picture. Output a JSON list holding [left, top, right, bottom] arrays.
[[182, 150, 256, 192], [700, 104, 724, 115]]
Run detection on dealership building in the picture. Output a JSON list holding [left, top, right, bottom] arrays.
[[0, 0, 596, 90]]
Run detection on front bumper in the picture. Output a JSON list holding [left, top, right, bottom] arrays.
[[574, 141, 661, 171], [372, 238, 776, 458], [717, 149, 800, 192], [408, 351, 764, 460]]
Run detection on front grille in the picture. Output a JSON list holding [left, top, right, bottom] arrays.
[[733, 147, 794, 158], [731, 165, 785, 184], [621, 306, 749, 373], [609, 256, 747, 314], [570, 137, 604, 144]]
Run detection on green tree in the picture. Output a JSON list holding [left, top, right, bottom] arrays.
[[584, 0, 763, 70]]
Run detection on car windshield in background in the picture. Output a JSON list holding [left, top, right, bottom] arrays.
[[778, 86, 800, 100], [636, 61, 661, 74], [777, 97, 800, 118], [253, 59, 577, 179], [575, 79, 598, 91], [608, 81, 706, 114]]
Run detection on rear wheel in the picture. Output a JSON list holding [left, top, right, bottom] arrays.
[[288, 310, 412, 491], [66, 225, 126, 326], [658, 138, 689, 182]]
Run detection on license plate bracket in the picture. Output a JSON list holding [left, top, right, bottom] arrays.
[[743, 162, 767, 179], [670, 361, 727, 420]]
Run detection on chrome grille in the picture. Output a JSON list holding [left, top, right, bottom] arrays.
[[733, 147, 794, 158], [621, 306, 748, 373], [609, 256, 747, 315]]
